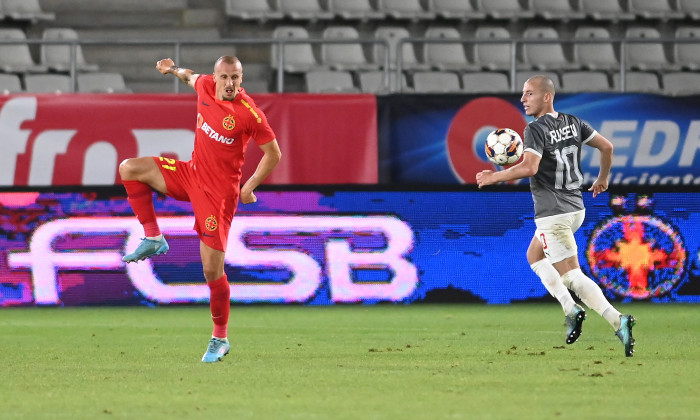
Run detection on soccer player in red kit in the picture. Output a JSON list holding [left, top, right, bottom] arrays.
[[119, 56, 281, 363]]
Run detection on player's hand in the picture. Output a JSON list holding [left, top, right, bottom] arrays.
[[476, 170, 495, 188], [156, 58, 175, 74], [240, 190, 257, 204], [588, 180, 608, 198]]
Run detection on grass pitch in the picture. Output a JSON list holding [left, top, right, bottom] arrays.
[[1, 303, 697, 420]]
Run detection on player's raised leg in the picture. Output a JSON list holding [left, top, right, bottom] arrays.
[[119, 157, 169, 262], [200, 242, 231, 363]]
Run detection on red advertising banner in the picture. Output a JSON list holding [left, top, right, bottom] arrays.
[[0, 93, 378, 186]]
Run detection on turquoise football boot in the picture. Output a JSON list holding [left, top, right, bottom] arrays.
[[202, 338, 230, 363], [565, 304, 586, 345], [615, 315, 636, 357], [122, 237, 169, 263]]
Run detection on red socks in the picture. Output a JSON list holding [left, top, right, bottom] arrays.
[[208, 274, 231, 338], [123, 180, 161, 237]]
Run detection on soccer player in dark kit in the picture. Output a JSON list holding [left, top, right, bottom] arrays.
[[476, 75, 636, 357]]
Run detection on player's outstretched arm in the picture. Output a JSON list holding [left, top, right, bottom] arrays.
[[476, 151, 540, 188], [155, 58, 198, 89], [586, 134, 614, 197]]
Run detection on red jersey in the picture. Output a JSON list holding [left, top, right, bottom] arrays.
[[192, 74, 276, 198]]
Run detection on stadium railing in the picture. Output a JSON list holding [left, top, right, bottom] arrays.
[[0, 37, 695, 94], [395, 37, 698, 93]]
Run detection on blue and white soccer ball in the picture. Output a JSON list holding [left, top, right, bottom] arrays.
[[484, 128, 524, 166]]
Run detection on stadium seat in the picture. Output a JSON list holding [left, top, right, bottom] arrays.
[[561, 71, 611, 92], [579, 0, 634, 21], [2, 0, 55, 22], [516, 71, 561, 90], [423, 27, 477, 71], [373, 26, 429, 71], [531, 0, 585, 20], [377, 0, 435, 20], [358, 70, 410, 93], [674, 26, 700, 70], [461, 72, 510, 93], [475, 0, 535, 20], [678, 0, 700, 19], [24, 74, 72, 93], [77, 72, 131, 93], [224, 0, 283, 20], [304, 70, 359, 93], [0, 29, 49, 73], [573, 26, 619, 71], [625, 27, 676, 71], [41, 28, 99, 73], [0, 73, 22, 94], [628, 0, 684, 20], [521, 27, 577, 71], [321, 26, 379, 71], [271, 26, 325, 73], [662, 72, 700, 96], [273, 0, 334, 20], [473, 26, 514, 71], [612, 71, 661, 92], [327, 0, 385, 20], [412, 71, 462, 93], [430, 0, 486, 20]]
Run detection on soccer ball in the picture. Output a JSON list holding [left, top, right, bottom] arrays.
[[484, 128, 523, 166]]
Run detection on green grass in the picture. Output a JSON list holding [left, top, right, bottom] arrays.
[[1, 304, 698, 420]]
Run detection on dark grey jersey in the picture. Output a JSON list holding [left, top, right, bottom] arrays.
[[523, 112, 597, 219]]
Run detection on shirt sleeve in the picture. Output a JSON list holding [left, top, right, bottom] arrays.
[[580, 119, 598, 144], [523, 123, 544, 158], [245, 98, 276, 145]]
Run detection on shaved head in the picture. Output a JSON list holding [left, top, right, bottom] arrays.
[[215, 55, 241, 68], [527, 75, 555, 96], [213, 55, 243, 101], [521, 75, 556, 118]]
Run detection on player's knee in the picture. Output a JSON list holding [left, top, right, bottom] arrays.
[[118, 158, 135, 180], [203, 267, 224, 283]]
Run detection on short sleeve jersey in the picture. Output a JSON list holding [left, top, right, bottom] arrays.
[[192, 74, 276, 198], [523, 112, 597, 219]]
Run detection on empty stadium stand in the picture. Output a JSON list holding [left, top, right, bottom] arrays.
[[0, 0, 694, 95]]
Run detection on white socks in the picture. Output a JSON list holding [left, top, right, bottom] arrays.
[[530, 259, 576, 315], [531, 261, 623, 330], [561, 268, 621, 329], [146, 234, 163, 241]]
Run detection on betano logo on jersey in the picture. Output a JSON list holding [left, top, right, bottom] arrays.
[[586, 195, 687, 299], [196, 113, 235, 144]]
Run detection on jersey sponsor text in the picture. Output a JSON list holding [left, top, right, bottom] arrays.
[[200, 121, 235, 145]]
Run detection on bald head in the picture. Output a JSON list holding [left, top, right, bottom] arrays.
[[213, 55, 243, 101], [215, 55, 241, 68], [527, 75, 555, 96], [521, 75, 556, 118]]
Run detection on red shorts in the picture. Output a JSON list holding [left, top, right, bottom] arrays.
[[154, 156, 238, 252]]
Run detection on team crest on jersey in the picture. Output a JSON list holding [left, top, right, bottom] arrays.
[[223, 115, 235, 130], [205, 215, 218, 231]]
